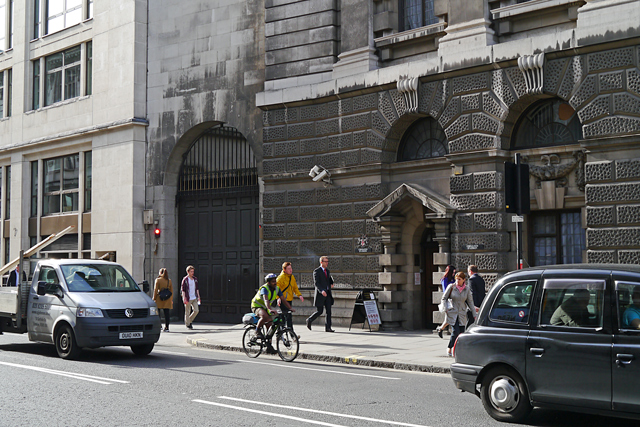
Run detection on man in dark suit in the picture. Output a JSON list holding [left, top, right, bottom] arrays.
[[306, 256, 335, 332], [467, 265, 485, 326]]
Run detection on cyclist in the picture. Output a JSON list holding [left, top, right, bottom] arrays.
[[251, 274, 295, 343]]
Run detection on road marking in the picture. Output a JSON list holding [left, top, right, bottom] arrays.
[[237, 359, 400, 380], [193, 399, 348, 427], [153, 349, 189, 356], [0, 361, 129, 385], [218, 396, 432, 427]]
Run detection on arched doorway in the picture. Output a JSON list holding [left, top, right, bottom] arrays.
[[177, 125, 259, 323]]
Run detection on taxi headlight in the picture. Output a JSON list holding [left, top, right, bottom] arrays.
[[77, 308, 103, 317], [150, 307, 159, 316]]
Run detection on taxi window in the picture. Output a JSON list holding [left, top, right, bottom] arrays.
[[539, 279, 605, 328], [489, 280, 535, 324], [616, 281, 640, 331]]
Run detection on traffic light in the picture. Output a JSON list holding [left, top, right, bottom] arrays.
[[154, 227, 161, 238], [504, 161, 530, 215]]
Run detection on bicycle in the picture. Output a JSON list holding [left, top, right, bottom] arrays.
[[242, 311, 299, 362]]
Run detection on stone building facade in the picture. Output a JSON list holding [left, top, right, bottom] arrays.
[[257, 0, 640, 329], [4, 1, 640, 330]]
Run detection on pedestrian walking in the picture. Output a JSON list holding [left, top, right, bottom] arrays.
[[306, 256, 335, 332], [467, 265, 486, 327], [441, 271, 476, 357], [276, 262, 304, 336], [153, 268, 173, 332], [436, 265, 456, 338], [181, 265, 201, 330]]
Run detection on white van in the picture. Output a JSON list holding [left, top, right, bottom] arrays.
[[0, 259, 161, 359]]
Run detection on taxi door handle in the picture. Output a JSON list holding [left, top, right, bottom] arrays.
[[530, 347, 545, 357], [616, 354, 635, 366]]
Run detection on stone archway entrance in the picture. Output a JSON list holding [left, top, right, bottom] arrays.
[[177, 125, 259, 323], [368, 183, 455, 330]]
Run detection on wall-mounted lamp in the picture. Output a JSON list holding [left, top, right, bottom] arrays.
[[309, 165, 332, 185]]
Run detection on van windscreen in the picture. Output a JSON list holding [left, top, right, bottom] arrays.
[[60, 264, 140, 292]]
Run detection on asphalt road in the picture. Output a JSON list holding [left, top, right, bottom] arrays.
[[0, 333, 637, 427]]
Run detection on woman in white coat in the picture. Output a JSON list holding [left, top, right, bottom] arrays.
[[441, 271, 476, 357]]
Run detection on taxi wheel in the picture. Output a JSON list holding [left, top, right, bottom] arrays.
[[480, 366, 532, 423], [55, 325, 82, 360], [131, 344, 154, 356]]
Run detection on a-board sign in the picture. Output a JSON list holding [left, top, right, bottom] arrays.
[[349, 289, 381, 331], [364, 300, 381, 325]]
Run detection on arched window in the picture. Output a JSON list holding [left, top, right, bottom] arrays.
[[402, 0, 437, 31], [397, 118, 448, 162], [512, 99, 583, 149]]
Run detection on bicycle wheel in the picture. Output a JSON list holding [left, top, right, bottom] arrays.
[[276, 328, 299, 362], [242, 326, 263, 358]]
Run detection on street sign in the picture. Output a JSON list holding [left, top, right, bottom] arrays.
[[512, 215, 524, 223]]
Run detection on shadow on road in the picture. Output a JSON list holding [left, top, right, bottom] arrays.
[[515, 408, 639, 427]]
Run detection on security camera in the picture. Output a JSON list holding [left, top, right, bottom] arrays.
[[312, 169, 328, 182], [309, 165, 322, 178]]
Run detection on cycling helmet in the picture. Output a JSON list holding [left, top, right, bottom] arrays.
[[265, 273, 278, 282]]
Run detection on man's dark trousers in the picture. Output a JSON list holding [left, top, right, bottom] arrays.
[[308, 298, 332, 330]]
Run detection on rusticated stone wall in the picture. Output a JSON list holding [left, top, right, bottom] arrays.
[[586, 158, 640, 264]]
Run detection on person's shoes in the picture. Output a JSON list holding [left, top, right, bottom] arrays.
[[266, 344, 277, 354], [325, 329, 335, 333], [186, 325, 193, 330], [163, 327, 170, 332], [446, 350, 453, 357], [306, 319, 312, 331], [436, 327, 443, 339]]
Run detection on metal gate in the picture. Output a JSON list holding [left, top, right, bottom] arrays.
[[178, 126, 258, 323]]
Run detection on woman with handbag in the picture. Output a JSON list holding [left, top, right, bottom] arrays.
[[276, 262, 304, 337], [153, 268, 173, 332], [436, 265, 456, 338], [441, 271, 476, 357]]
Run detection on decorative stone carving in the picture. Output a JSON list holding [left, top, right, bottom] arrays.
[[586, 206, 615, 226], [523, 151, 585, 190], [587, 250, 616, 264], [585, 161, 613, 183], [517, 53, 544, 94], [397, 78, 419, 114], [367, 183, 455, 219], [616, 158, 640, 180]]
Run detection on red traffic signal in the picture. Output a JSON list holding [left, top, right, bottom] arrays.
[[154, 227, 161, 238]]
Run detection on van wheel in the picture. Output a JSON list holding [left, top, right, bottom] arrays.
[[55, 325, 82, 360], [480, 366, 532, 423], [130, 344, 154, 356]]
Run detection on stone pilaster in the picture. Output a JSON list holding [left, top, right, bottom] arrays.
[[375, 215, 405, 330]]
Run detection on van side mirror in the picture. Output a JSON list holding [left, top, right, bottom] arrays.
[[140, 281, 150, 293], [37, 281, 47, 296]]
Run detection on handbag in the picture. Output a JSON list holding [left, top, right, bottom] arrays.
[[439, 299, 454, 313], [159, 288, 172, 301]]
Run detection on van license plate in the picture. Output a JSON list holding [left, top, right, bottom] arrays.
[[119, 332, 143, 339]]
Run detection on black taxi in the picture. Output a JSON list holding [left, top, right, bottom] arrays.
[[451, 264, 640, 422]]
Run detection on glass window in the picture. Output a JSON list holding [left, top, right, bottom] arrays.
[[84, 151, 91, 212], [397, 118, 448, 162], [4, 238, 9, 264], [33, 60, 41, 110], [0, 0, 5, 52], [31, 161, 38, 217], [34, 0, 41, 39], [531, 211, 585, 266], [43, 154, 79, 215], [87, 0, 92, 19], [86, 41, 92, 96], [402, 0, 437, 31], [6, 68, 11, 117], [616, 282, 640, 331], [46, 0, 82, 35], [8, 0, 12, 48], [5, 166, 10, 219], [0, 70, 3, 118], [44, 45, 81, 106], [539, 279, 605, 328], [512, 99, 583, 149], [38, 266, 60, 285], [489, 280, 535, 324]]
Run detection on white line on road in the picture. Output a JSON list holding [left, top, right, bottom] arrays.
[[218, 396, 432, 427], [153, 349, 189, 356], [0, 361, 129, 385], [193, 399, 348, 427], [237, 359, 401, 380]]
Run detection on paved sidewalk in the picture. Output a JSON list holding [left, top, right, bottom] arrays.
[[162, 322, 456, 373]]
